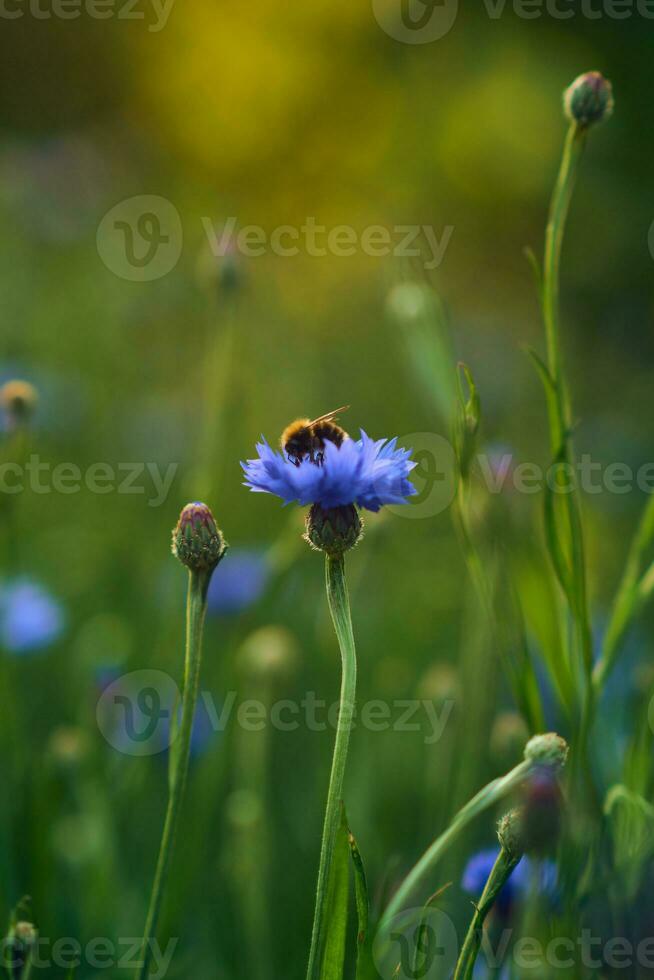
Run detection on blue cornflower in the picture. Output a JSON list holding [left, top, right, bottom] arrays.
[[242, 429, 416, 512], [207, 548, 270, 615], [462, 848, 558, 918], [0, 579, 65, 654]]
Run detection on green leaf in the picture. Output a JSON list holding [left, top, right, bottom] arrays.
[[605, 785, 654, 899], [345, 819, 373, 980], [319, 805, 350, 980], [523, 246, 543, 301], [542, 454, 574, 604], [411, 885, 452, 978], [525, 346, 559, 453], [454, 362, 481, 480]]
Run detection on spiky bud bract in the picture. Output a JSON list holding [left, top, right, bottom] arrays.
[[172, 502, 227, 573], [524, 732, 569, 772], [304, 503, 363, 558], [497, 807, 525, 860]]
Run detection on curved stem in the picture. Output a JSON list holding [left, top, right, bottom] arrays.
[[453, 846, 521, 980], [135, 569, 210, 980], [305, 555, 357, 980], [378, 760, 530, 937]]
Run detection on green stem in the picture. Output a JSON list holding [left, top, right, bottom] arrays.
[[21, 950, 34, 980], [135, 569, 210, 980], [305, 555, 357, 980], [543, 120, 593, 683], [453, 846, 521, 980], [378, 760, 531, 936]]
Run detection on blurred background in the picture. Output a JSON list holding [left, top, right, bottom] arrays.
[[0, 3, 653, 977]]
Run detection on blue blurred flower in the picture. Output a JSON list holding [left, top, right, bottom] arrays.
[[0, 579, 65, 654], [242, 430, 416, 512], [207, 548, 270, 616], [462, 848, 558, 918]]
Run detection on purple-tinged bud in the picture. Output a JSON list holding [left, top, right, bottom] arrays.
[[521, 768, 563, 855], [497, 807, 525, 860], [304, 503, 363, 558], [524, 732, 569, 772], [564, 72, 614, 128], [172, 502, 226, 573], [0, 379, 38, 428]]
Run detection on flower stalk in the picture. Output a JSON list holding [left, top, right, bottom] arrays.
[[136, 503, 225, 980], [542, 118, 593, 685], [379, 734, 567, 937], [379, 759, 530, 937], [453, 812, 523, 980], [135, 569, 211, 980], [538, 75, 611, 761], [306, 554, 357, 980]]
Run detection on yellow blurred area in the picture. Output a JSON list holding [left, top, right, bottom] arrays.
[[133, 0, 396, 203]]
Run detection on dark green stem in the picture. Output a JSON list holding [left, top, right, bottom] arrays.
[[541, 121, 596, 781], [453, 847, 521, 980], [305, 555, 357, 980], [135, 569, 210, 980]]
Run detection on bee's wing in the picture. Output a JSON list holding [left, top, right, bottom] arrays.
[[308, 405, 350, 426]]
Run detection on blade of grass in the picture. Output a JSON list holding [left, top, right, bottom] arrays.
[[594, 494, 654, 692]]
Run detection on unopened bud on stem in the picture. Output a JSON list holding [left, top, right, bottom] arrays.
[[524, 732, 569, 771], [304, 504, 363, 558], [172, 502, 227, 573], [564, 71, 614, 128], [497, 807, 525, 860]]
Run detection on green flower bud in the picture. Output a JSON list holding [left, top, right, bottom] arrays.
[[0, 380, 38, 428], [304, 503, 363, 558], [172, 502, 227, 572], [497, 807, 525, 860], [524, 732, 569, 771], [564, 71, 614, 128]]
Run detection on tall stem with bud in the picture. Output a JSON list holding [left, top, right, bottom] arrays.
[[135, 503, 226, 980], [453, 809, 524, 980], [305, 508, 361, 980], [539, 72, 613, 765]]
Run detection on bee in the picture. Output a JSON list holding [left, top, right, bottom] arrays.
[[281, 406, 350, 466]]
